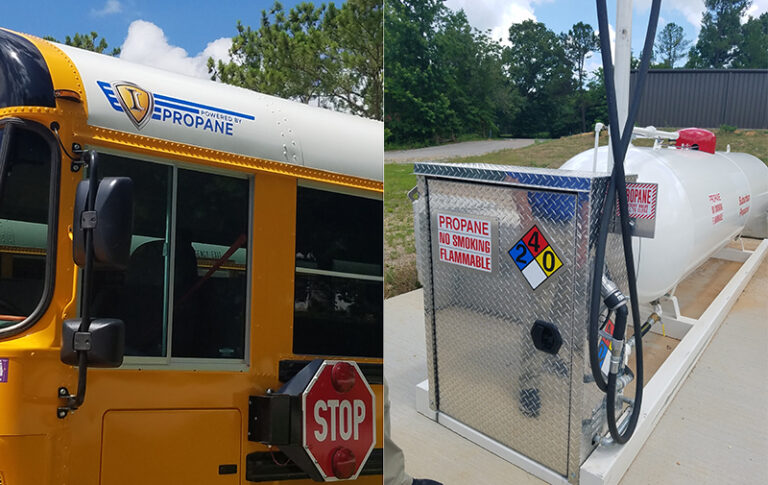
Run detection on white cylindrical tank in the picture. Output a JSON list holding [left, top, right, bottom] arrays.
[[561, 145, 768, 303]]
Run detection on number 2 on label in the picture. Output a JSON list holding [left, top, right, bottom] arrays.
[[515, 242, 528, 264]]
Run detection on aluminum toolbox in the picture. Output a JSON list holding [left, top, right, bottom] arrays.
[[413, 162, 628, 483]]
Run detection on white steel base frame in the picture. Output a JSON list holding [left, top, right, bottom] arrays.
[[415, 239, 768, 485]]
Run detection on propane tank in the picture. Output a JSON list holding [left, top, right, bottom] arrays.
[[561, 142, 768, 303]]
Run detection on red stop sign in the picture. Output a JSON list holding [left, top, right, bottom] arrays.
[[302, 360, 376, 481]]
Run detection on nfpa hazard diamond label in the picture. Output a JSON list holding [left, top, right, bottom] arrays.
[[508, 225, 562, 290]]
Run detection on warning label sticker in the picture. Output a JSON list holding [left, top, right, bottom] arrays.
[[437, 213, 493, 272], [615, 183, 658, 220], [709, 192, 724, 225], [508, 225, 563, 289], [0, 358, 8, 383], [598, 319, 615, 375]]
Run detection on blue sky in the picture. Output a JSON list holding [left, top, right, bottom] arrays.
[[447, 0, 768, 70], [1, 0, 310, 78], [2, 0, 766, 77]]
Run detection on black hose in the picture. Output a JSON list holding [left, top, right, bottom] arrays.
[[591, 0, 662, 444], [588, 0, 655, 393]]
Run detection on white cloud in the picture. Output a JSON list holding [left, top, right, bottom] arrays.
[[445, 0, 542, 45], [744, 0, 768, 22], [92, 0, 122, 17], [632, 0, 704, 31], [633, 0, 766, 32], [118, 20, 231, 79], [584, 24, 614, 78]]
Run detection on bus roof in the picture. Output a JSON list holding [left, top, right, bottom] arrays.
[[0, 29, 382, 183]]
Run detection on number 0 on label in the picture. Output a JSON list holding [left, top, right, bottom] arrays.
[[535, 246, 562, 276]]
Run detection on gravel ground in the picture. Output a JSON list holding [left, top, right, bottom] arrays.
[[385, 139, 536, 164]]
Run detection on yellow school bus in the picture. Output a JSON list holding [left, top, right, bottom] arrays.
[[0, 28, 383, 485]]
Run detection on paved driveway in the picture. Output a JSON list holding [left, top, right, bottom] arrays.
[[385, 139, 536, 164]]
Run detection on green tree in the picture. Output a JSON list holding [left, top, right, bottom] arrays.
[[211, 2, 333, 104], [384, 0, 449, 143], [505, 20, 575, 137], [43, 31, 120, 56], [384, 0, 516, 144], [655, 22, 691, 67], [324, 0, 383, 119], [210, 1, 382, 120], [434, 11, 518, 139], [560, 22, 600, 132], [732, 12, 768, 68], [686, 0, 751, 68], [584, 67, 608, 127]]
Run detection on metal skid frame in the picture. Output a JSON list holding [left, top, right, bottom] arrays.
[[416, 239, 768, 485]]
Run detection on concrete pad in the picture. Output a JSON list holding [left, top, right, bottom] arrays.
[[384, 290, 544, 485], [385, 258, 768, 485]]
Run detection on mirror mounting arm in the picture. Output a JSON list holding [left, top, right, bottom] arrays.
[[58, 150, 99, 418]]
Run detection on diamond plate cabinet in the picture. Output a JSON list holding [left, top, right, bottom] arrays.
[[413, 163, 628, 484]]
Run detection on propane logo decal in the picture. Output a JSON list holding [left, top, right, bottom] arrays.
[[97, 80, 255, 136], [509, 225, 563, 290], [112, 82, 154, 129]]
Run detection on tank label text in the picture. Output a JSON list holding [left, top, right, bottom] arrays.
[[738, 194, 750, 217], [709, 192, 724, 225]]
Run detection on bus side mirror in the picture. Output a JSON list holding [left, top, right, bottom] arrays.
[[73, 177, 134, 270], [61, 318, 125, 368]]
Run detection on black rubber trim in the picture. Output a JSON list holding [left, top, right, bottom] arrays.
[[0, 119, 60, 339], [245, 448, 382, 482], [278, 359, 383, 385], [0, 29, 56, 109]]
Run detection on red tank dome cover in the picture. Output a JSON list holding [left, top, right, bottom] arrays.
[[675, 128, 716, 154]]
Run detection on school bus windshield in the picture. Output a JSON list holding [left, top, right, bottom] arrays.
[[0, 124, 54, 331]]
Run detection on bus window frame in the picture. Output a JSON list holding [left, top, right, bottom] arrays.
[[292, 179, 384, 358], [0, 118, 60, 339], [80, 146, 252, 371]]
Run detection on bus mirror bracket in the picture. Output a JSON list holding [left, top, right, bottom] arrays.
[[58, 151, 134, 419]]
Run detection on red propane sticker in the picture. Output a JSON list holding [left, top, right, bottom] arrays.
[[437, 213, 493, 272], [615, 183, 658, 220]]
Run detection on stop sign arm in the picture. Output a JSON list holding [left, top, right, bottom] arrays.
[[247, 359, 377, 482], [249, 359, 325, 482]]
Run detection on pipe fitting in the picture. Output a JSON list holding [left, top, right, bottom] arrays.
[[601, 275, 627, 311]]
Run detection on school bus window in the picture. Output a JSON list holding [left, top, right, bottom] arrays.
[[293, 187, 383, 358], [89, 154, 249, 360], [171, 169, 248, 359], [89, 155, 172, 356], [0, 124, 56, 332]]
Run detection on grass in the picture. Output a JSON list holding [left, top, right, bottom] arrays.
[[383, 128, 768, 298], [384, 163, 419, 297]]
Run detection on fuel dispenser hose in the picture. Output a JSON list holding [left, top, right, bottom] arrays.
[[589, 0, 662, 444]]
